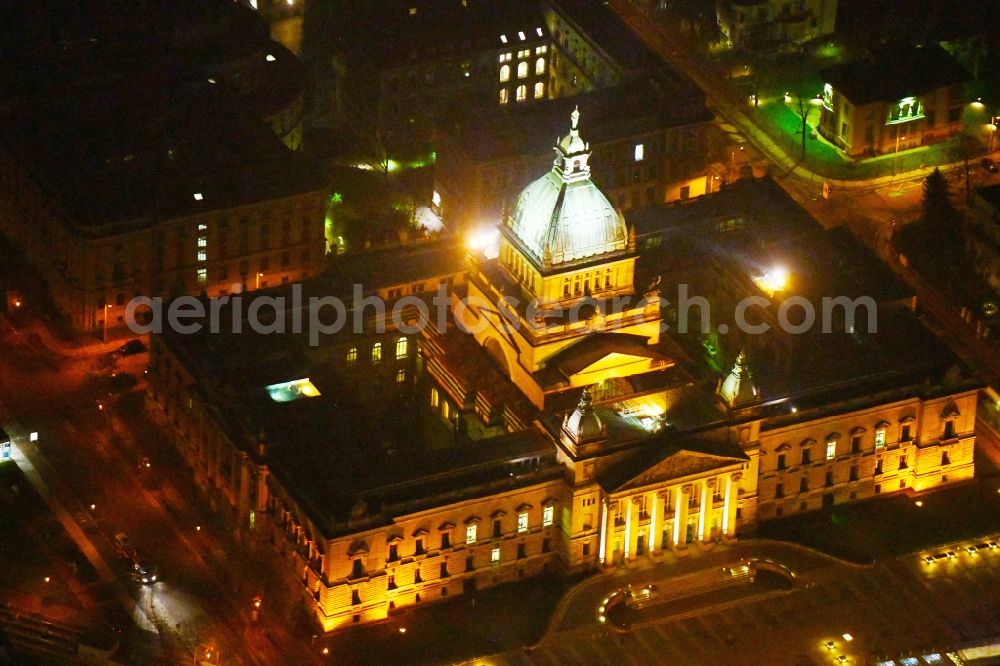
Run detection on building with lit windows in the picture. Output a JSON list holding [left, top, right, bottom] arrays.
[[818, 44, 969, 157], [148, 112, 979, 633], [0, 79, 326, 335], [716, 0, 837, 50]]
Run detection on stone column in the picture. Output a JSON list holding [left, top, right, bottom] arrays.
[[673, 486, 689, 548], [624, 497, 634, 560], [697, 480, 709, 543], [600, 501, 612, 566], [648, 492, 659, 553], [722, 473, 738, 539]]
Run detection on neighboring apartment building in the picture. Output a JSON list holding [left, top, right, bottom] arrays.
[[146, 118, 979, 633], [966, 183, 1000, 293], [717, 0, 837, 49], [818, 44, 969, 157], [0, 81, 326, 335]]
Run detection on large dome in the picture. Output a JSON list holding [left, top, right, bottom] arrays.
[[506, 108, 628, 268]]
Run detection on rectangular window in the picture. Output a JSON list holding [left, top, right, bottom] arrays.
[[430, 388, 439, 408], [371, 343, 382, 363], [634, 143, 644, 161], [466, 524, 477, 544], [826, 440, 836, 461], [388, 544, 398, 562], [396, 369, 406, 384], [491, 547, 500, 564], [825, 471, 833, 487], [777, 453, 786, 470], [542, 505, 554, 527], [197, 250, 207, 262], [197, 268, 207, 285], [899, 455, 907, 470], [441, 533, 450, 549], [801, 449, 811, 465], [851, 436, 861, 454], [901, 424, 911, 441], [941, 451, 950, 466], [849, 465, 858, 481], [346, 347, 357, 367], [875, 429, 886, 449], [775, 483, 784, 499], [198, 237, 207, 248], [799, 477, 808, 493], [440, 563, 449, 578], [493, 519, 502, 538], [517, 512, 528, 533]]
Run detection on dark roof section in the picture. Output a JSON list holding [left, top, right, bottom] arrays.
[[820, 43, 969, 105], [0, 74, 323, 236], [328, 0, 547, 71], [441, 75, 709, 165], [976, 183, 1000, 211]]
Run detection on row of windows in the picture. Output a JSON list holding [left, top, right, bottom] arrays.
[[499, 58, 546, 82], [384, 508, 555, 564], [345, 337, 409, 366], [499, 82, 545, 104], [771, 419, 960, 472]]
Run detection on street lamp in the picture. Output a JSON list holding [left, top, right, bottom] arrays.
[[255, 272, 263, 290], [103, 303, 110, 342]]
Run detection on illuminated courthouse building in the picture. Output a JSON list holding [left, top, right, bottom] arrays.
[[818, 44, 969, 157], [148, 112, 979, 632]]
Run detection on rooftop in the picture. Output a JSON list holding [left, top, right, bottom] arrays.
[[820, 43, 969, 105], [0, 74, 324, 235]]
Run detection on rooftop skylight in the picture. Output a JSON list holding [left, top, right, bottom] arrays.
[[266, 378, 321, 403]]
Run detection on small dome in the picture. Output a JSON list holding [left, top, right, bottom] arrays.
[[562, 387, 606, 445], [506, 108, 628, 268]]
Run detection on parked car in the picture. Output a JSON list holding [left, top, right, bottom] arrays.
[[983, 157, 998, 173], [922, 551, 956, 564], [114, 339, 146, 357]]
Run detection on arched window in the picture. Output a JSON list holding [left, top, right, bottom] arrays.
[[346, 347, 357, 367], [499, 64, 510, 82], [396, 336, 408, 359], [516, 85, 526, 102], [371, 342, 382, 363], [534, 82, 544, 99], [517, 61, 528, 79], [535, 57, 546, 75], [499, 88, 509, 104]]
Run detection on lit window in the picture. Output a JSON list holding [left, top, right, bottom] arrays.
[[499, 52, 512, 62], [396, 337, 408, 359], [396, 369, 406, 383], [193, 193, 203, 201], [542, 506, 554, 527], [517, 512, 528, 533], [466, 524, 477, 544], [534, 82, 544, 99], [265, 54, 276, 62], [432, 190, 441, 207], [499, 88, 509, 104], [265, 378, 321, 402], [346, 347, 357, 367], [197, 250, 207, 262], [491, 547, 500, 563], [409, 6, 416, 15], [518, 31, 525, 41], [535, 57, 545, 75], [371, 343, 382, 363], [517, 62, 528, 78], [875, 429, 886, 449], [826, 440, 836, 461], [535, 44, 547, 53], [197, 268, 207, 285], [517, 49, 531, 59], [198, 223, 207, 231], [634, 143, 644, 161], [536, 28, 544, 38], [430, 387, 439, 407], [500, 64, 510, 82], [500, 34, 507, 44], [516, 85, 526, 102]]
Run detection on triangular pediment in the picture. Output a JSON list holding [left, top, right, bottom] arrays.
[[614, 450, 745, 492]]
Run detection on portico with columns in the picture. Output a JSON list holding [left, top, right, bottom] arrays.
[[596, 458, 746, 566]]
